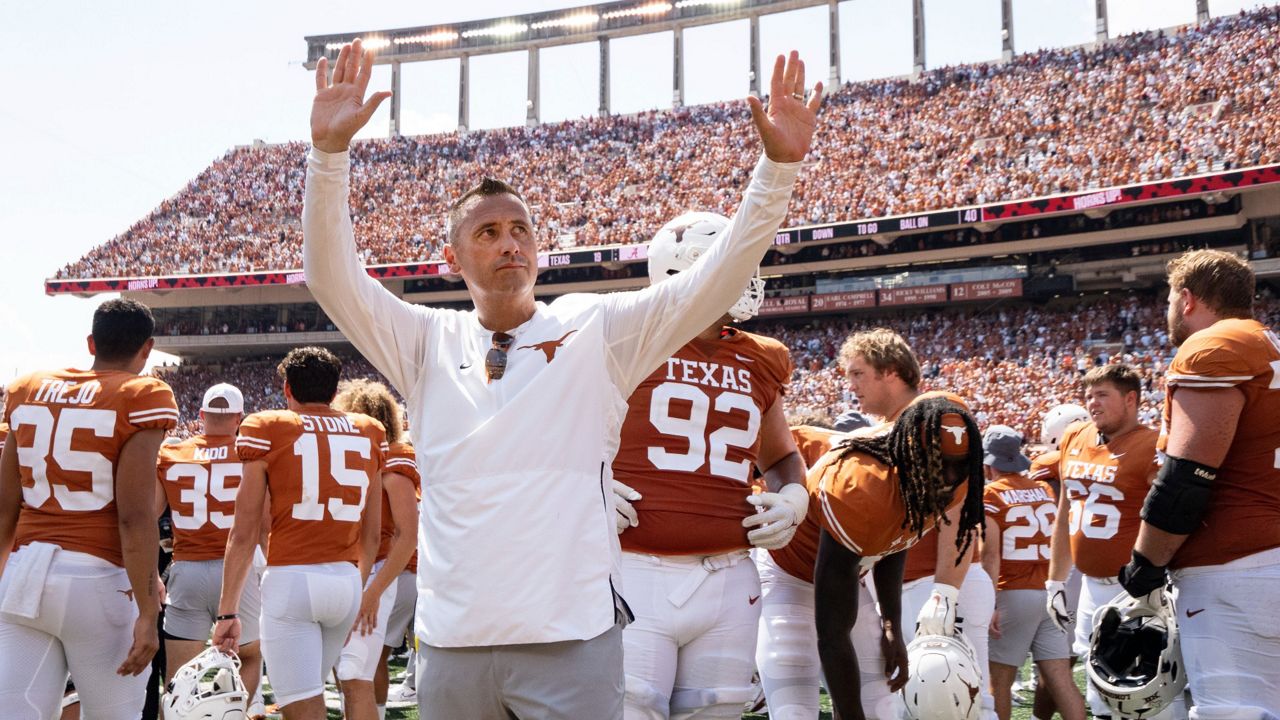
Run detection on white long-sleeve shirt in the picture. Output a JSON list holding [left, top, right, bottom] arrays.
[[303, 148, 799, 647]]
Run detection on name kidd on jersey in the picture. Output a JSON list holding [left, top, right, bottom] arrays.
[[300, 414, 358, 434], [31, 378, 102, 406], [194, 445, 231, 461], [998, 486, 1053, 505], [663, 358, 754, 394]]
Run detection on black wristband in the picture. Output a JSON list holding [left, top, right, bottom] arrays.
[[215, 613, 238, 621]]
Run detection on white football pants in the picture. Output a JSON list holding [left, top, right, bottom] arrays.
[[0, 547, 148, 720], [622, 551, 760, 720]]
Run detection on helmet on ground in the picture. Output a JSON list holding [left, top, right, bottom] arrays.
[[1040, 404, 1089, 447], [648, 211, 764, 321], [162, 647, 248, 720], [901, 632, 983, 720], [1086, 589, 1187, 719]]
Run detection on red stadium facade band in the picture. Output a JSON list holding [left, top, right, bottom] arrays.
[[302, 38, 823, 719], [0, 299, 177, 719], [1121, 249, 1280, 720], [610, 212, 809, 720]]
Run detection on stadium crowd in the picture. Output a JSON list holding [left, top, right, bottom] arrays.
[[57, 7, 1280, 280], [155, 291, 1280, 443]]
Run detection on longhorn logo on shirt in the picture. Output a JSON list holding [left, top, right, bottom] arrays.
[[519, 329, 578, 363]]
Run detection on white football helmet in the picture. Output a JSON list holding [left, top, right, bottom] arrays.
[[647, 211, 764, 321], [1040, 404, 1089, 447], [162, 647, 248, 720], [901, 633, 983, 720], [1087, 589, 1187, 719]]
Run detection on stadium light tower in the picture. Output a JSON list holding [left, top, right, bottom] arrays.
[[303, 0, 836, 133]]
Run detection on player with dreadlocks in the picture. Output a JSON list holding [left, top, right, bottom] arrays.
[[760, 393, 985, 720]]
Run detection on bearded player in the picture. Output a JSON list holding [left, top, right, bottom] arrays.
[[155, 382, 266, 702], [761, 394, 985, 720], [0, 299, 177, 719], [1121, 249, 1280, 720], [333, 379, 419, 720], [212, 347, 386, 720], [611, 212, 807, 720]]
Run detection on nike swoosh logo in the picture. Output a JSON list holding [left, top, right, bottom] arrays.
[[1186, 608, 1205, 618], [749, 595, 760, 605], [734, 354, 755, 363], [459, 361, 473, 370], [1109, 453, 1126, 460]]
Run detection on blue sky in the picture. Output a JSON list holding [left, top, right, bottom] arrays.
[[0, 0, 1271, 381]]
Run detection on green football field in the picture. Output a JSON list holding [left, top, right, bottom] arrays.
[[299, 653, 1094, 719]]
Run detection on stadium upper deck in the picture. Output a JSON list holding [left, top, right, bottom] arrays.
[[50, 7, 1280, 284]]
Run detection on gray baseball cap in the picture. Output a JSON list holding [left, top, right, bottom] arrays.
[[983, 425, 1031, 473]]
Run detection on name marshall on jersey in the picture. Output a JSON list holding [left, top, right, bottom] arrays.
[[661, 357, 754, 394], [994, 486, 1054, 505]]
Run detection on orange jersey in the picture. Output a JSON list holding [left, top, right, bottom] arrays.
[[1028, 450, 1061, 488], [3, 369, 178, 566], [377, 441, 421, 573], [1058, 422, 1158, 578], [984, 472, 1056, 590], [902, 528, 979, 583], [614, 329, 793, 556], [236, 408, 387, 567], [157, 435, 243, 561], [1161, 319, 1280, 569], [791, 425, 840, 469]]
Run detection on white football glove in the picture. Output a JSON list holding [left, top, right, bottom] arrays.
[[613, 480, 641, 534], [743, 484, 808, 550], [916, 583, 960, 637], [1045, 579, 1074, 634]]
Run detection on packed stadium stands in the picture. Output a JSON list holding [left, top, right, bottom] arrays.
[[155, 291, 1280, 442], [56, 7, 1280, 280]]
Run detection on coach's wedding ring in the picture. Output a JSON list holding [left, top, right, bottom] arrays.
[[792, 92, 804, 100]]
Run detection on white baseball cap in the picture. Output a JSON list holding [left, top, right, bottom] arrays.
[[201, 383, 244, 414]]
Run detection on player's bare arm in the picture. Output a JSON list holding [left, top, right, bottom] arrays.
[[310, 39, 392, 154], [1129, 386, 1243, 572], [353, 471, 417, 636], [815, 529, 869, 720], [213, 458, 268, 653], [1045, 481, 1074, 631], [354, 469, 384, 617], [0, 433, 20, 574], [872, 549, 910, 692], [115, 428, 166, 676], [980, 517, 1001, 604], [744, 399, 808, 549], [916, 502, 969, 637]]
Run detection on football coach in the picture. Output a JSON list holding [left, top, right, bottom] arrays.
[[303, 38, 823, 719]]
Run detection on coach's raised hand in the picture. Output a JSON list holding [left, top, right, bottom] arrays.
[[748, 50, 824, 164], [311, 39, 393, 154]]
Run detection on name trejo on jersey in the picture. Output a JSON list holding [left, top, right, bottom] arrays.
[[194, 445, 230, 461], [998, 486, 1053, 505], [300, 414, 358, 434], [32, 378, 102, 406], [663, 358, 754, 394], [1063, 459, 1118, 484]]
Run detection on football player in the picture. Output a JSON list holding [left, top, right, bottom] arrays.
[[846, 329, 997, 717], [0, 299, 178, 719], [332, 379, 419, 720], [762, 394, 986, 720], [1045, 364, 1184, 720], [155, 382, 266, 702], [611, 212, 807, 720], [1122, 250, 1280, 720], [212, 347, 386, 720], [980, 426, 1084, 720]]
